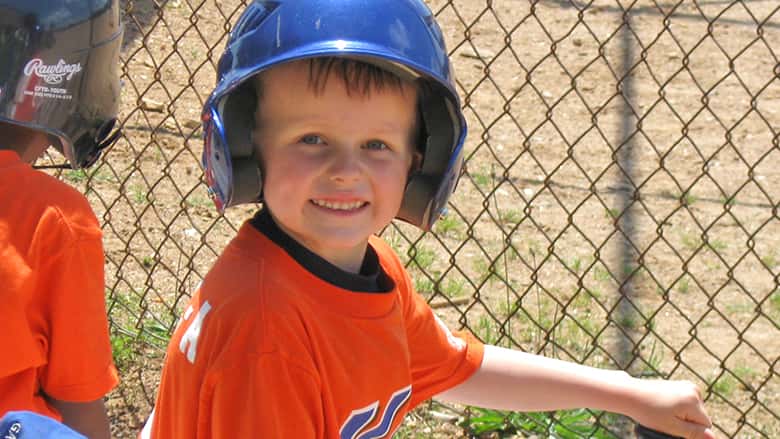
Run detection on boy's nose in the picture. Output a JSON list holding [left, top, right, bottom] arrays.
[[327, 147, 363, 183]]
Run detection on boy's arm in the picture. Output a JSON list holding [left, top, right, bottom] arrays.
[[46, 397, 111, 439], [436, 345, 715, 439]]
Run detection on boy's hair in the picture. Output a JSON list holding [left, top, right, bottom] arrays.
[[252, 57, 426, 154]]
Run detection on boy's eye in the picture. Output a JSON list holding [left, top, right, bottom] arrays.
[[301, 134, 324, 145], [364, 140, 388, 151]]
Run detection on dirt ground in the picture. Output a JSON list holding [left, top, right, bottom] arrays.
[[60, 0, 779, 437]]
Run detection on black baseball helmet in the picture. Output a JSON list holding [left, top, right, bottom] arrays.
[[0, 0, 123, 168]]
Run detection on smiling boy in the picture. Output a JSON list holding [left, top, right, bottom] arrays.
[[143, 1, 715, 438]]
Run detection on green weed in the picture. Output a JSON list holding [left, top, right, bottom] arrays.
[[409, 246, 436, 271], [470, 172, 492, 191], [761, 254, 778, 269], [680, 233, 702, 252], [414, 277, 434, 294], [131, 184, 146, 204], [771, 290, 780, 313], [640, 339, 665, 377], [63, 168, 115, 185], [110, 331, 135, 369], [568, 257, 583, 274], [185, 194, 211, 208], [706, 238, 728, 252], [441, 278, 465, 298], [476, 315, 500, 345], [434, 214, 463, 237], [711, 373, 737, 398], [462, 407, 617, 438], [676, 277, 690, 294], [733, 366, 758, 383], [63, 169, 88, 184], [592, 265, 612, 283], [142, 256, 154, 269], [499, 208, 523, 225], [682, 190, 698, 206]]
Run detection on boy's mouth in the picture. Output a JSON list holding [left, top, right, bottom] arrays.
[[310, 199, 368, 211]]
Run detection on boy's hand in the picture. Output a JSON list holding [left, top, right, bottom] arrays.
[[628, 378, 716, 439]]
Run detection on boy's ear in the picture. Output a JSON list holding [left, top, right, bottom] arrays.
[[410, 150, 423, 174], [0, 123, 52, 163], [407, 150, 423, 182]]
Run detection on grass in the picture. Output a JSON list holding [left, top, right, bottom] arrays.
[[185, 194, 211, 208], [680, 232, 702, 252], [434, 214, 464, 237], [710, 373, 737, 398], [724, 301, 754, 316], [720, 194, 737, 209], [567, 256, 583, 274], [462, 407, 619, 438], [107, 289, 173, 371], [680, 232, 729, 254], [441, 278, 466, 298], [770, 289, 780, 314], [676, 276, 690, 294], [472, 259, 496, 284], [110, 331, 136, 369], [733, 365, 758, 385], [681, 190, 698, 206], [130, 184, 147, 204], [705, 238, 728, 252], [592, 265, 613, 283], [409, 246, 436, 271], [476, 315, 501, 345], [622, 263, 644, 279], [499, 208, 523, 224], [63, 169, 89, 184], [414, 277, 434, 295], [639, 339, 665, 377], [761, 254, 778, 270], [470, 171, 492, 192], [63, 167, 116, 185]]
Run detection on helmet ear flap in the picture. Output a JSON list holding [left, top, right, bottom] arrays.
[[398, 85, 462, 230], [222, 81, 263, 205]]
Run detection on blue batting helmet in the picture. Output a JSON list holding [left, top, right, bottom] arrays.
[[201, 0, 467, 230]]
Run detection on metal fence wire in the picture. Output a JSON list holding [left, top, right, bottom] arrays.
[[49, 0, 780, 437]]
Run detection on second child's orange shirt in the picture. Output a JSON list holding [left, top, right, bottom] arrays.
[[146, 220, 484, 438], [0, 150, 118, 420]]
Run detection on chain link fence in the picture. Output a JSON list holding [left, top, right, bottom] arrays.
[[48, 0, 780, 437]]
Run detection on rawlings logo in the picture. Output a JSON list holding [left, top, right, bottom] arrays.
[[23, 59, 82, 84]]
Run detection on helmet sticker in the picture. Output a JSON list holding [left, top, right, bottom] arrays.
[[21, 59, 81, 101]]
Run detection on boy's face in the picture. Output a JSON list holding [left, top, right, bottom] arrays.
[[253, 61, 418, 271]]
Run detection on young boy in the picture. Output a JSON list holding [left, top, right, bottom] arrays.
[[0, 0, 124, 437], [145, 1, 715, 437]]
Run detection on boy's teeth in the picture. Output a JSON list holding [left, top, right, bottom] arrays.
[[312, 199, 364, 210]]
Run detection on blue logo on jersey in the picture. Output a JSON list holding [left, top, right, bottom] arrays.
[[339, 385, 412, 439]]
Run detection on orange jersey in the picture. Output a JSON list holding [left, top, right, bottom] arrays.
[[145, 220, 484, 438], [0, 150, 118, 420]]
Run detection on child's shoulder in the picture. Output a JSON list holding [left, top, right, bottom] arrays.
[[2, 160, 97, 229]]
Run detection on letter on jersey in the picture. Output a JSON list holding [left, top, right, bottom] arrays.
[[178, 301, 212, 363], [339, 385, 412, 439]]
